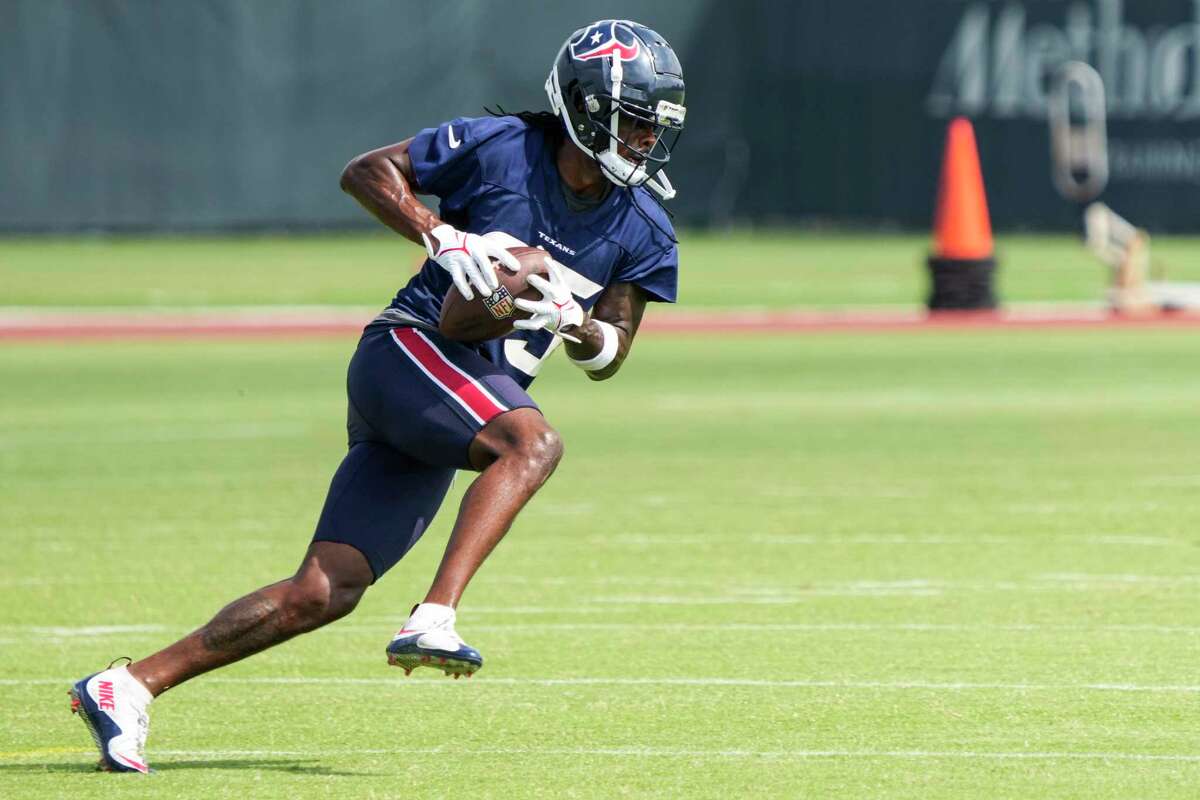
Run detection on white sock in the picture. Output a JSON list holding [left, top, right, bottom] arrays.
[[110, 665, 153, 707], [406, 602, 455, 629]]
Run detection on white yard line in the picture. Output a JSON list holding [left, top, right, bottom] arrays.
[[6, 746, 1199, 763], [350, 622, 1200, 634], [1036, 572, 1200, 585], [749, 534, 1185, 547], [162, 747, 1200, 762], [7, 621, 1200, 638], [564, 531, 1195, 549], [5, 676, 1199, 692], [0, 421, 307, 448], [587, 572, 1200, 603], [5, 624, 173, 636], [586, 531, 1187, 548], [208, 677, 1200, 692], [588, 591, 947, 602], [449, 573, 1200, 591]]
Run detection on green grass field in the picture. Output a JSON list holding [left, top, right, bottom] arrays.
[[3, 231, 1200, 308], [2, 234, 1200, 798]]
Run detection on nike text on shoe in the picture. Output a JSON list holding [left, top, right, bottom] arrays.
[[69, 662, 153, 773], [385, 602, 482, 679]]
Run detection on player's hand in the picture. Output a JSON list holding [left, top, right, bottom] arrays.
[[421, 224, 520, 301], [513, 257, 586, 343]]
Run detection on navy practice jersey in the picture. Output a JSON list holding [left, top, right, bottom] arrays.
[[380, 115, 678, 389]]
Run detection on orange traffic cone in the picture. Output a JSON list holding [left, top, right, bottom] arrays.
[[927, 117, 998, 310]]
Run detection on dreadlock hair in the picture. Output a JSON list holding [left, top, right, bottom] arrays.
[[485, 106, 562, 142]]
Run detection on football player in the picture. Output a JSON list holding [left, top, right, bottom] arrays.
[[69, 19, 685, 772]]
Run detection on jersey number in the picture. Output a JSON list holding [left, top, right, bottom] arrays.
[[502, 257, 599, 377], [504, 337, 562, 377]]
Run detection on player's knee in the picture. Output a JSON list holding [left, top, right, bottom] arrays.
[[473, 411, 564, 477], [282, 571, 367, 632], [517, 427, 564, 479]]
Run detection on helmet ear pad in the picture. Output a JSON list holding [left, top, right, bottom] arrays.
[[569, 84, 645, 159], [566, 83, 600, 150]]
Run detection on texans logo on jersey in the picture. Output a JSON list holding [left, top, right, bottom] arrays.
[[570, 21, 640, 62]]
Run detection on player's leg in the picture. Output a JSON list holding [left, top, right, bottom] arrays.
[[71, 430, 455, 772], [360, 327, 557, 675], [423, 407, 562, 608], [69, 539, 372, 773], [127, 437, 454, 691], [388, 407, 563, 677]]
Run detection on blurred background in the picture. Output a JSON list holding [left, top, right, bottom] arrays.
[[4, 0, 1200, 234]]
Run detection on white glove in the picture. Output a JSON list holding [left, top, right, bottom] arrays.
[[421, 223, 520, 301], [513, 257, 586, 343]]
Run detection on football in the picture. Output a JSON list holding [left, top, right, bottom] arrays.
[[438, 246, 549, 342]]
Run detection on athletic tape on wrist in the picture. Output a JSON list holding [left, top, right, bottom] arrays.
[[568, 320, 618, 372]]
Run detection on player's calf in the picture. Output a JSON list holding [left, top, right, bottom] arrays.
[[124, 542, 373, 698]]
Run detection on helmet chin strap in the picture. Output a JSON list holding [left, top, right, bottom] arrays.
[[646, 171, 675, 201], [595, 151, 677, 201]]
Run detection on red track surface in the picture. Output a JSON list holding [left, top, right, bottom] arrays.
[[2, 306, 1200, 341]]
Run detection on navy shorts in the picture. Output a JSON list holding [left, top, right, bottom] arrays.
[[312, 326, 538, 580]]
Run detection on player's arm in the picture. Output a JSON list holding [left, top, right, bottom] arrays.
[[564, 282, 647, 382], [339, 138, 435, 247], [339, 139, 517, 299]]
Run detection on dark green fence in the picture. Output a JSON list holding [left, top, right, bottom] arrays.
[[4, 1, 1199, 231]]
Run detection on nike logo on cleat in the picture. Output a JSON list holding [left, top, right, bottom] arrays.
[[97, 680, 116, 711]]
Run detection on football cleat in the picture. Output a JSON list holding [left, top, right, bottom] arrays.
[[385, 603, 482, 678], [68, 660, 153, 774]]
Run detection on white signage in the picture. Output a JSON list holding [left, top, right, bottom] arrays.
[[928, 0, 1200, 120]]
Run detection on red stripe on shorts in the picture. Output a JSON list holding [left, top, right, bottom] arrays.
[[389, 328, 508, 426]]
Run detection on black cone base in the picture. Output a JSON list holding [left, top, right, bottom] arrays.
[[927, 255, 997, 310]]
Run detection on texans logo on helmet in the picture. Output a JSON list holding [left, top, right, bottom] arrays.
[[570, 21, 640, 62]]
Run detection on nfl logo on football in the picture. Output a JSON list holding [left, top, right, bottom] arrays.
[[483, 286, 516, 320]]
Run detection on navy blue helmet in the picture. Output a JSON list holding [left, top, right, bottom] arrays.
[[545, 20, 686, 200]]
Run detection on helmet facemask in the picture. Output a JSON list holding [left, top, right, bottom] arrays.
[[586, 57, 685, 199]]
